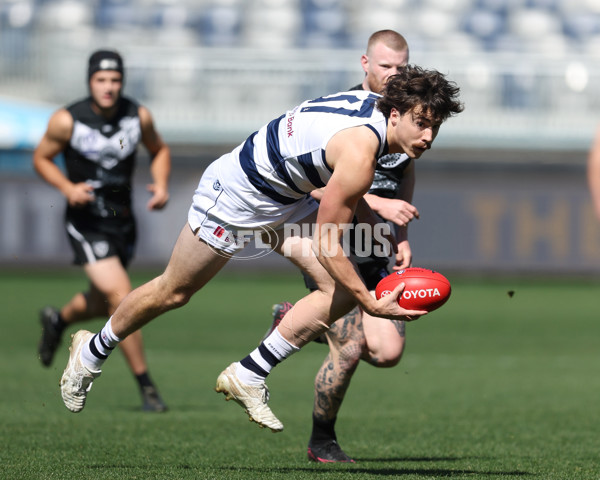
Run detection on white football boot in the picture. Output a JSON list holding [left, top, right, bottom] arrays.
[[215, 362, 284, 432], [60, 330, 101, 413]]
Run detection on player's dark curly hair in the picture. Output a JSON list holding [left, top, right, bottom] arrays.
[[376, 65, 464, 123]]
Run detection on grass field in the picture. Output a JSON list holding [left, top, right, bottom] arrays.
[[1, 268, 599, 480]]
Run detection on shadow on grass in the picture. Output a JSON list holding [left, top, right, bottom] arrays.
[[354, 456, 483, 462], [216, 465, 532, 477], [85, 460, 532, 478]]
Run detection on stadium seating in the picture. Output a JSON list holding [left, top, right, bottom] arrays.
[[1, 0, 600, 151], [2, 0, 599, 52]]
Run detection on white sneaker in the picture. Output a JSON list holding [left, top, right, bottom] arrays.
[[215, 363, 284, 432], [60, 330, 101, 413]]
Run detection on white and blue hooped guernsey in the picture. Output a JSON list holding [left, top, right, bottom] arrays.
[[217, 90, 389, 209], [188, 91, 390, 242]]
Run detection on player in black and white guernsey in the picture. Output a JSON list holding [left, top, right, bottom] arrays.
[[64, 94, 140, 232], [33, 50, 171, 412], [266, 30, 421, 463], [58, 63, 463, 433]]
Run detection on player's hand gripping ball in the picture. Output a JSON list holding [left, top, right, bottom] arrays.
[[375, 267, 451, 312]]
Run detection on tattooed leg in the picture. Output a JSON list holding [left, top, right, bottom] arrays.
[[313, 306, 365, 421]]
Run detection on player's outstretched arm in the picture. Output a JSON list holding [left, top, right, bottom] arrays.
[[316, 126, 425, 320]]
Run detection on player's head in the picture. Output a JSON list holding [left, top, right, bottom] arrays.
[[361, 30, 409, 94], [87, 49, 124, 112], [377, 65, 463, 123], [377, 65, 463, 158]]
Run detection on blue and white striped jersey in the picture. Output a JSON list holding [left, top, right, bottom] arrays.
[[218, 90, 389, 208]]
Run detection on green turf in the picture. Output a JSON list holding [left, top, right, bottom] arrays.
[[1, 269, 599, 479]]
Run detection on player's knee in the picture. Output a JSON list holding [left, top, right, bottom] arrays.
[[164, 288, 194, 309], [376, 344, 405, 368], [153, 274, 196, 310], [369, 338, 406, 368], [377, 354, 402, 368]]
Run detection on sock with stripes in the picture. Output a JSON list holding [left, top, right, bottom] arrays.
[[236, 328, 299, 385], [80, 317, 122, 372]]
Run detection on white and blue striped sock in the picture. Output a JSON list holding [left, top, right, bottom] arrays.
[[80, 318, 122, 371], [237, 328, 299, 385]]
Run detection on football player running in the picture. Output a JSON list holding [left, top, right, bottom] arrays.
[[266, 30, 423, 463], [34, 50, 170, 412], [57, 63, 463, 442]]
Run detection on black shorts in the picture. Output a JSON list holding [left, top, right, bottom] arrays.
[[65, 218, 136, 268], [302, 260, 389, 292]]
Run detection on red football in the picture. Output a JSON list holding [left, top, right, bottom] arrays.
[[375, 267, 451, 312]]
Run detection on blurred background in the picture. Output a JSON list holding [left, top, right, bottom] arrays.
[[2, 0, 600, 274]]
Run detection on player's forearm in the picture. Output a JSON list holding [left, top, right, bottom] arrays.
[[150, 146, 171, 189], [312, 235, 374, 310], [363, 193, 385, 213], [320, 255, 374, 309]]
